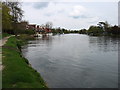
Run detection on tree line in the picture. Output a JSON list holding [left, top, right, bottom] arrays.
[[52, 21, 120, 36], [87, 21, 120, 36]]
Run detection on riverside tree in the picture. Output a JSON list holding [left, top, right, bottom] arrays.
[[45, 22, 53, 29], [98, 21, 110, 32], [2, 0, 23, 35], [2, 3, 12, 33], [87, 26, 104, 36]]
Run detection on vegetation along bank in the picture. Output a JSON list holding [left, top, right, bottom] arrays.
[[2, 35, 48, 88]]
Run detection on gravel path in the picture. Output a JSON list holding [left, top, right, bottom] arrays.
[[0, 36, 12, 47]]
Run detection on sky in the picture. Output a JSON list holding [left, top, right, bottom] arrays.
[[21, 1, 118, 30]]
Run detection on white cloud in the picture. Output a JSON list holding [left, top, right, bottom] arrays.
[[33, 2, 49, 9], [69, 5, 87, 18]]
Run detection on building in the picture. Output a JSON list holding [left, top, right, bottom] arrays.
[[17, 21, 52, 35], [44, 28, 51, 33], [35, 25, 52, 34], [27, 24, 36, 30], [17, 21, 28, 30]]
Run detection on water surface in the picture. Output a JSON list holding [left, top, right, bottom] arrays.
[[22, 34, 118, 88]]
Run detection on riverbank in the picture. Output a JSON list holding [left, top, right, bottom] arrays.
[[2, 35, 48, 88]]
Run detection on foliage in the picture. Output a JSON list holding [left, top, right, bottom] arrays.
[[6, 1, 23, 23], [70, 30, 79, 33], [2, 3, 12, 33], [79, 29, 87, 34], [24, 29, 35, 35], [45, 22, 53, 29], [107, 25, 120, 35], [62, 29, 70, 34], [51, 28, 64, 34], [2, 1, 24, 35], [51, 28, 80, 34], [87, 21, 120, 36], [2, 33, 10, 39], [15, 29, 35, 35], [87, 26, 104, 36], [16, 34, 35, 42]]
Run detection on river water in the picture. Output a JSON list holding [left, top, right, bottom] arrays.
[[22, 34, 119, 88]]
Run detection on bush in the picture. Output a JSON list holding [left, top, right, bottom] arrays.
[[24, 30, 35, 35], [17, 34, 35, 41], [87, 26, 104, 35]]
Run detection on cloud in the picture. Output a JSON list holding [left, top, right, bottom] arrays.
[[72, 15, 91, 19], [33, 2, 49, 9], [69, 5, 87, 19], [43, 3, 66, 17]]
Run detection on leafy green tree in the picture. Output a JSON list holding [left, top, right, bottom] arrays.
[[2, 3, 12, 33], [98, 21, 110, 32], [5, 1, 23, 35], [111, 25, 120, 35], [79, 29, 87, 34], [87, 26, 103, 36], [0, 2, 2, 32]]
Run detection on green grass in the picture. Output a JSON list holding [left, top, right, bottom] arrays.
[[2, 36, 48, 88], [1, 33, 11, 39]]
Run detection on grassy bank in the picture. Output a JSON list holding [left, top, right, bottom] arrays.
[[2, 35, 48, 88]]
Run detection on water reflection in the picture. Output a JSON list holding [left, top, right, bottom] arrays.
[[89, 36, 119, 52], [22, 34, 118, 88], [22, 35, 53, 56]]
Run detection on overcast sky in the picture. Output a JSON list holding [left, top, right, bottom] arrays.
[[22, 1, 118, 30]]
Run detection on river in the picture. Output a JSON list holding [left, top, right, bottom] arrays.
[[22, 34, 119, 88]]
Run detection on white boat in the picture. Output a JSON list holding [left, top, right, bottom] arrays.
[[37, 34, 42, 37], [34, 33, 42, 37]]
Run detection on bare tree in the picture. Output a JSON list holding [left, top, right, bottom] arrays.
[[5, 0, 23, 23], [45, 22, 53, 29]]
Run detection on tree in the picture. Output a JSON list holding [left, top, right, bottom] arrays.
[[87, 26, 103, 36], [5, 0, 23, 35], [5, 1, 23, 23], [2, 3, 12, 33], [111, 25, 120, 35], [45, 22, 53, 29], [79, 29, 87, 34], [98, 21, 110, 32]]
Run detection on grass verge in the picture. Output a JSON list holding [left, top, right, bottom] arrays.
[[2, 36, 48, 88], [1, 33, 11, 39]]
